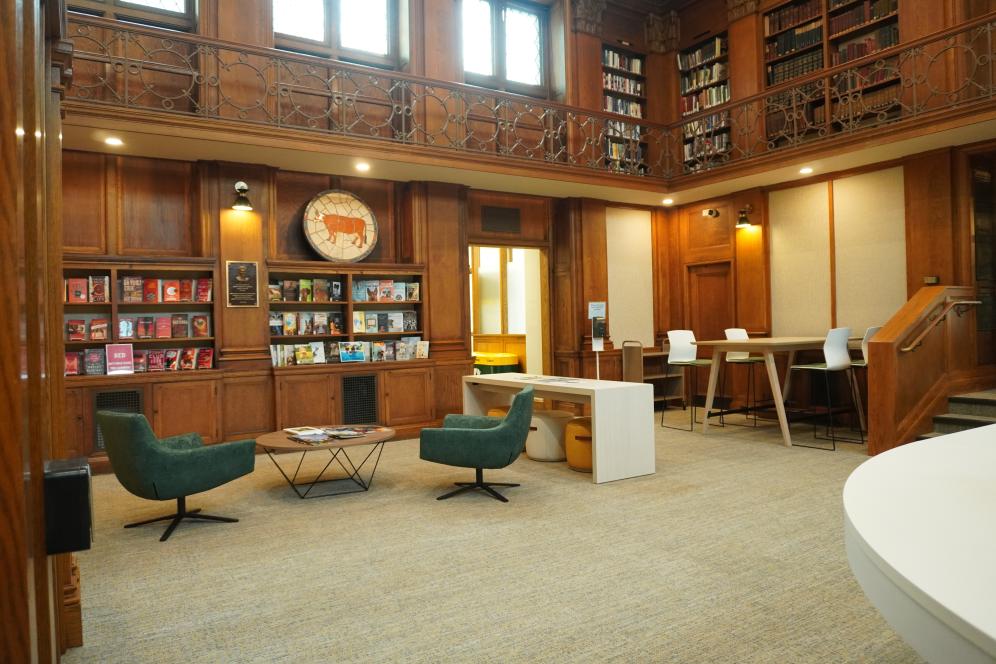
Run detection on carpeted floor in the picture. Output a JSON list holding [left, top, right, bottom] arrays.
[[64, 412, 920, 663]]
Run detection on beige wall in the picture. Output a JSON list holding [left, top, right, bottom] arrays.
[[605, 207, 655, 346], [769, 183, 832, 336]]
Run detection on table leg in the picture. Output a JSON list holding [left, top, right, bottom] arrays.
[[782, 350, 797, 397], [763, 352, 793, 447], [700, 349, 723, 433]]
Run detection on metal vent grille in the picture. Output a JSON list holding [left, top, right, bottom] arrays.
[[342, 375, 378, 424], [93, 390, 143, 450], [481, 206, 521, 234]]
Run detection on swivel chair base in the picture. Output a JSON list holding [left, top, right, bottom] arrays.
[[437, 468, 520, 503], [125, 495, 238, 541]]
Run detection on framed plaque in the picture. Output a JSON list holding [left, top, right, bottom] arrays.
[[226, 260, 259, 308]]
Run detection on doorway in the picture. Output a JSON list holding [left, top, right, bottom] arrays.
[[970, 153, 996, 364], [468, 245, 550, 374]]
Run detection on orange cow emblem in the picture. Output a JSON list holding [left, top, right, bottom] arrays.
[[321, 213, 367, 248]]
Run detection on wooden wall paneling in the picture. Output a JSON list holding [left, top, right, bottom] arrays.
[[117, 155, 194, 256], [222, 372, 275, 440], [686, 260, 735, 395], [952, 147, 975, 288], [63, 388, 89, 459], [727, 10, 765, 158], [680, 200, 735, 264], [904, 150, 956, 296], [339, 176, 398, 262], [432, 360, 474, 418], [423, 182, 471, 359], [422, 0, 461, 81], [210, 0, 274, 46], [62, 150, 108, 254], [678, 0, 727, 50], [276, 373, 339, 428], [152, 379, 221, 443], [573, 31, 604, 112], [216, 162, 273, 367], [553, 199, 582, 357], [466, 190, 552, 245], [579, 198, 611, 349], [272, 170, 334, 260], [382, 366, 435, 425], [733, 189, 770, 334]]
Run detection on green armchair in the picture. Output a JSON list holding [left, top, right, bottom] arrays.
[[420, 386, 534, 502], [96, 411, 256, 541]]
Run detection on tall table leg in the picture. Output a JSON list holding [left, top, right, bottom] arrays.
[[781, 350, 797, 397], [763, 352, 793, 447], [700, 349, 723, 433]]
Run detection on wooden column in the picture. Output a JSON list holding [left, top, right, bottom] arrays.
[[200, 0, 274, 46]]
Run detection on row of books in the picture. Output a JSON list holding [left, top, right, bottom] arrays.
[[677, 37, 727, 72], [65, 345, 214, 375], [605, 141, 644, 163], [603, 96, 643, 119], [764, 0, 821, 37], [269, 338, 429, 366], [602, 73, 644, 97], [606, 120, 643, 140], [269, 310, 419, 336], [832, 59, 898, 93], [767, 50, 824, 86], [829, 0, 897, 37], [680, 83, 731, 116], [683, 133, 731, 163], [120, 276, 212, 304], [680, 62, 728, 95], [66, 314, 211, 341], [268, 278, 344, 303], [351, 280, 419, 303], [64, 276, 110, 304], [833, 85, 900, 115], [766, 21, 823, 61], [602, 49, 643, 75], [682, 111, 730, 140], [832, 25, 899, 65]]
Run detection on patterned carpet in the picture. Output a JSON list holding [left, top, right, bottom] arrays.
[[64, 412, 920, 663]]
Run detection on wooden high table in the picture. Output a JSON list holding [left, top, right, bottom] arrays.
[[695, 337, 834, 448]]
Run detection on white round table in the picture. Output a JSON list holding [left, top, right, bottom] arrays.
[[843, 425, 996, 663]]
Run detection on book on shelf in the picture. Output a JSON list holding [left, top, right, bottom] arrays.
[[133, 350, 148, 373], [403, 311, 418, 331], [155, 316, 172, 339], [267, 283, 282, 302], [195, 278, 212, 303], [64, 351, 82, 376], [282, 312, 298, 336], [313, 312, 329, 335], [66, 319, 86, 341], [269, 313, 283, 336], [351, 280, 368, 302], [67, 278, 88, 304], [371, 341, 386, 362], [143, 278, 160, 303], [384, 340, 396, 361], [313, 278, 329, 302], [602, 48, 643, 75], [396, 339, 411, 361], [339, 341, 367, 363], [331, 280, 343, 301], [84, 348, 105, 375], [604, 96, 643, 118], [179, 279, 193, 302], [405, 282, 419, 301], [121, 276, 143, 303], [602, 72, 644, 96], [282, 280, 299, 302], [299, 312, 314, 335], [766, 20, 823, 61], [681, 83, 731, 116], [326, 341, 340, 363], [767, 50, 824, 86], [352, 311, 365, 333], [392, 282, 406, 302], [364, 281, 379, 302], [388, 312, 404, 332], [147, 349, 166, 372], [191, 315, 210, 338], [680, 62, 729, 95], [311, 341, 326, 364], [88, 276, 109, 303], [378, 280, 394, 302], [162, 280, 181, 303], [299, 278, 313, 302], [376, 313, 388, 332], [830, 0, 898, 37], [678, 36, 727, 71], [136, 316, 154, 339], [764, 0, 822, 36], [118, 318, 136, 340], [106, 343, 135, 375], [179, 348, 197, 370], [170, 313, 189, 338], [196, 348, 213, 369], [89, 318, 109, 341], [330, 311, 345, 335], [163, 349, 180, 371], [415, 340, 430, 359], [832, 24, 899, 65]]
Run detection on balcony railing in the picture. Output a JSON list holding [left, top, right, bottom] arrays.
[[64, 14, 996, 183]]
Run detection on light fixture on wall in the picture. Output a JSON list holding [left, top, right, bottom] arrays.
[[662, 198, 674, 206], [232, 181, 253, 211], [736, 204, 754, 229]]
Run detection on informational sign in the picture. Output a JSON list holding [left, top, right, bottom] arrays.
[[226, 260, 259, 308], [106, 343, 135, 375], [588, 301, 606, 319]]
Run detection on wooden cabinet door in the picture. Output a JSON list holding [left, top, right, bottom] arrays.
[[223, 373, 274, 440], [152, 380, 220, 443], [63, 388, 89, 458], [276, 374, 339, 428], [382, 367, 434, 425]]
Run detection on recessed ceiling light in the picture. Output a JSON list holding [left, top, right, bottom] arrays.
[[799, 167, 814, 175], [355, 162, 371, 172], [104, 137, 124, 147], [662, 198, 674, 206]]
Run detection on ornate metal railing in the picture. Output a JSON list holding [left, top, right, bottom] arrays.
[[64, 14, 996, 182]]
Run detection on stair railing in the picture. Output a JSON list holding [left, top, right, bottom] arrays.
[[900, 299, 982, 353]]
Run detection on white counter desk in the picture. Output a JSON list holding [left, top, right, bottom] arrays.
[[844, 425, 996, 663], [461, 373, 655, 484]]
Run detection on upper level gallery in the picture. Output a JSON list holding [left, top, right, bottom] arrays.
[[59, 0, 996, 202]]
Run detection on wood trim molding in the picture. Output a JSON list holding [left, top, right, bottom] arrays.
[[645, 11, 679, 54], [727, 0, 758, 22], [571, 0, 607, 35]]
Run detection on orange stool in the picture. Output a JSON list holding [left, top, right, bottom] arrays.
[[565, 417, 593, 473], [486, 406, 510, 418]]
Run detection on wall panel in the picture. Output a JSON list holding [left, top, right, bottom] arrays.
[[118, 156, 194, 256], [62, 150, 108, 254], [606, 207, 654, 346]]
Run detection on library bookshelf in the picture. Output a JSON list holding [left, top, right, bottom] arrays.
[[678, 33, 732, 173], [601, 44, 648, 174]]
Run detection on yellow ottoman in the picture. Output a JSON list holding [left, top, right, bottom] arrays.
[[565, 417, 593, 473], [486, 406, 510, 418]]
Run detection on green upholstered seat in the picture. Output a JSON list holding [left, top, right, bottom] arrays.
[[420, 386, 534, 502], [96, 411, 256, 541]]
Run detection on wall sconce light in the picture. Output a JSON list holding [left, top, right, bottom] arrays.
[[736, 204, 754, 229], [232, 181, 253, 211]]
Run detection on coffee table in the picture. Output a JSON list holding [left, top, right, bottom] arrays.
[[256, 426, 396, 499]]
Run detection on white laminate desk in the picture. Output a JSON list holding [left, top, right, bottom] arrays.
[[844, 426, 996, 663], [461, 373, 655, 484]]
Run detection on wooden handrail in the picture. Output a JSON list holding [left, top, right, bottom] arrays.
[[900, 300, 982, 353]]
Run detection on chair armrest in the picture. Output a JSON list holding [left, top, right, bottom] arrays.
[[442, 414, 503, 430], [159, 432, 204, 450], [154, 439, 256, 499]]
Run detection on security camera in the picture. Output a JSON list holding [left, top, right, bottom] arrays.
[[701, 208, 720, 218]]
